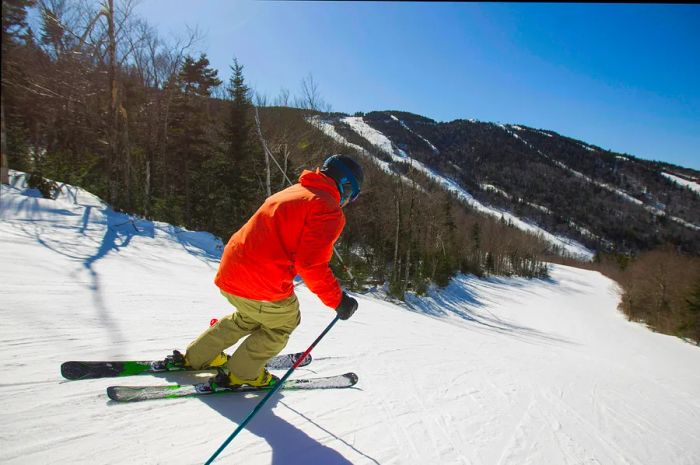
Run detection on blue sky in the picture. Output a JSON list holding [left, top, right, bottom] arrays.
[[131, 1, 700, 169]]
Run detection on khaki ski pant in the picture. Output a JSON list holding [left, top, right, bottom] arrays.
[[185, 291, 301, 380]]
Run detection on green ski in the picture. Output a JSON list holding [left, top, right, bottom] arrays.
[[107, 372, 358, 402], [61, 352, 311, 380]]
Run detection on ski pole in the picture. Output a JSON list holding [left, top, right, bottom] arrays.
[[204, 314, 341, 465]]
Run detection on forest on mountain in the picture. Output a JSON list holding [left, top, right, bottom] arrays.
[[357, 111, 700, 255], [1, 0, 697, 343]]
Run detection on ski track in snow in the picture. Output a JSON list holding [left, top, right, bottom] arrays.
[[2, 173, 700, 465]]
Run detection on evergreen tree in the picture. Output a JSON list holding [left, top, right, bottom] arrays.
[[226, 60, 262, 225], [203, 58, 261, 238], [227, 59, 251, 161], [162, 53, 221, 227]]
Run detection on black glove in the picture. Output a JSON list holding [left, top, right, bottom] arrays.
[[335, 292, 358, 320]]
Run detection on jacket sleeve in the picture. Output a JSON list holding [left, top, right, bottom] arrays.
[[295, 204, 345, 309]]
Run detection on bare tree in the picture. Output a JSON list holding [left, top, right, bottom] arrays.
[[106, 0, 121, 204], [296, 73, 331, 112], [276, 142, 291, 189], [253, 99, 272, 197], [254, 92, 269, 108], [137, 25, 200, 216], [275, 87, 290, 107]]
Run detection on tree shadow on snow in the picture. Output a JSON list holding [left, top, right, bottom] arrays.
[[27, 203, 222, 345], [403, 276, 575, 347], [167, 224, 223, 269]]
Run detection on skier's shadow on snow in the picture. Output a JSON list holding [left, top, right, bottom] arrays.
[[156, 372, 374, 465], [195, 388, 357, 465]]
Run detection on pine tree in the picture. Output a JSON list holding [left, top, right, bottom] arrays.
[[227, 59, 251, 160], [203, 58, 261, 238], [163, 54, 221, 227]]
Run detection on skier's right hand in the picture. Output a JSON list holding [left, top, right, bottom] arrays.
[[335, 292, 358, 320]]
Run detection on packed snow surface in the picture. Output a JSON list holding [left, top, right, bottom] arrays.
[[2, 173, 700, 465]]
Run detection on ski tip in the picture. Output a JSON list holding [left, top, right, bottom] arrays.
[[60, 362, 73, 379], [106, 386, 119, 401], [106, 386, 142, 402], [61, 361, 90, 380], [295, 352, 312, 367], [345, 372, 359, 386]]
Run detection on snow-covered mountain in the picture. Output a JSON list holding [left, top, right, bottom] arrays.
[[310, 111, 700, 257], [2, 174, 700, 464]]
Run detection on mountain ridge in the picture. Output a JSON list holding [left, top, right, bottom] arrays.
[[312, 109, 700, 256]]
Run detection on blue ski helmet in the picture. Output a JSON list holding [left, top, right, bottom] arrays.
[[321, 154, 364, 206]]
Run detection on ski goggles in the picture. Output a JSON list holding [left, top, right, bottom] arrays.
[[337, 176, 360, 205], [335, 163, 361, 205]]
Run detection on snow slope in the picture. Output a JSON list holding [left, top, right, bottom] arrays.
[[1, 174, 699, 465]]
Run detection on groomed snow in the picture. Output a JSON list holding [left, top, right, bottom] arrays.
[[2, 174, 699, 465]]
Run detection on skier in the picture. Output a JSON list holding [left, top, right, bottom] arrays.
[[172, 154, 363, 388]]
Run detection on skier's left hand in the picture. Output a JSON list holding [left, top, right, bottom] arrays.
[[335, 292, 358, 320]]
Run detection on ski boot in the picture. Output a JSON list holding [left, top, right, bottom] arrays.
[[150, 350, 187, 371], [209, 367, 279, 390], [153, 350, 230, 371]]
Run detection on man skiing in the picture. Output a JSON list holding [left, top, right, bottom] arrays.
[[173, 154, 363, 388]]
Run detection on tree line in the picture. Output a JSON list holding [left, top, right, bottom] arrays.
[[2, 0, 550, 305]]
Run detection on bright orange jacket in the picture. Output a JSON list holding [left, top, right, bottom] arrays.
[[214, 169, 345, 309]]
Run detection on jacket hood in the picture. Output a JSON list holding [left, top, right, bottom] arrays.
[[299, 169, 341, 203]]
